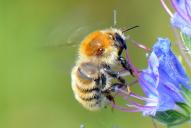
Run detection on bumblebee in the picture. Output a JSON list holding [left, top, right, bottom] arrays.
[[71, 27, 135, 111]]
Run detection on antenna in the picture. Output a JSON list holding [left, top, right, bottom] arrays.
[[122, 25, 139, 33], [113, 9, 117, 27]]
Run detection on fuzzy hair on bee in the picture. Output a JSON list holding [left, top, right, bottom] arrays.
[[71, 27, 135, 111], [79, 29, 125, 65]]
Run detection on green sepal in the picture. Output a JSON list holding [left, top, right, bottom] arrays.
[[153, 109, 190, 127], [176, 102, 191, 116], [181, 86, 191, 108], [180, 33, 191, 52]]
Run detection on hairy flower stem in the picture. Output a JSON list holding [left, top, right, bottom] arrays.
[[172, 26, 191, 71]]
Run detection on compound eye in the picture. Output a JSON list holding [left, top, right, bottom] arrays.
[[96, 48, 104, 56]]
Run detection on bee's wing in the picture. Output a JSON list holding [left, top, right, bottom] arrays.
[[43, 26, 93, 49]]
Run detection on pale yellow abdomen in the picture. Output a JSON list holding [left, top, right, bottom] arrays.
[[71, 63, 108, 111]]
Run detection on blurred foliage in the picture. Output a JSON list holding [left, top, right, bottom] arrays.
[[0, 0, 190, 128]]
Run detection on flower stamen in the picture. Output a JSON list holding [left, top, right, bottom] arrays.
[[170, 0, 191, 23], [129, 38, 151, 52], [127, 102, 156, 110], [160, 0, 173, 17], [110, 101, 144, 112], [185, 0, 191, 21]]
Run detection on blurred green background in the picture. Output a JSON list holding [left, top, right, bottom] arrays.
[[1, 0, 191, 128]]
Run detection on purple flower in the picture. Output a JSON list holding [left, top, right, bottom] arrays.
[[111, 38, 191, 122], [139, 38, 191, 115], [171, 0, 191, 36], [160, 0, 191, 36]]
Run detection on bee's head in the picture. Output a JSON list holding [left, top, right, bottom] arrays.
[[79, 30, 119, 64], [80, 29, 126, 54], [103, 26, 139, 56], [79, 26, 138, 64], [104, 28, 127, 52], [79, 31, 115, 57]]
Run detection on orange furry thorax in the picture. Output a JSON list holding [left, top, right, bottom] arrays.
[[80, 31, 112, 57]]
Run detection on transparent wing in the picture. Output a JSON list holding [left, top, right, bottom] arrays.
[[44, 25, 94, 49]]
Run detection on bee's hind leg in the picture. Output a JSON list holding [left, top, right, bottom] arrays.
[[102, 65, 131, 94], [102, 65, 126, 84], [102, 90, 115, 107], [105, 93, 115, 104], [109, 83, 131, 95]]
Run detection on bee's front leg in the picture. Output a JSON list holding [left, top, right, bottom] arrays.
[[118, 56, 134, 76]]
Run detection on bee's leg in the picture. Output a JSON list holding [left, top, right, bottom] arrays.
[[102, 90, 115, 104], [106, 93, 115, 104], [108, 83, 124, 92], [102, 91, 115, 111], [117, 48, 133, 76], [102, 65, 131, 94], [118, 56, 134, 76], [103, 65, 126, 84], [108, 83, 131, 95]]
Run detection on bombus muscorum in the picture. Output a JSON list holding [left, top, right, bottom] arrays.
[[71, 26, 137, 111]]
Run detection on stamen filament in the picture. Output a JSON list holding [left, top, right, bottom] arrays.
[[130, 38, 151, 52], [127, 102, 156, 110], [116, 88, 158, 103], [130, 92, 158, 103], [185, 0, 191, 21], [160, 0, 173, 17], [110, 102, 149, 112], [170, 0, 191, 23], [125, 50, 139, 77]]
